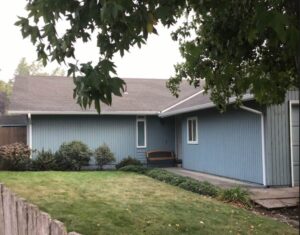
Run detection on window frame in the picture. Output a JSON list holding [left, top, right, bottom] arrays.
[[187, 117, 198, 144], [136, 116, 147, 148]]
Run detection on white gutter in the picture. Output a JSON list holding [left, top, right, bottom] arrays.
[[240, 105, 266, 186], [27, 113, 32, 158], [161, 90, 205, 113], [8, 110, 159, 115], [159, 94, 254, 117]]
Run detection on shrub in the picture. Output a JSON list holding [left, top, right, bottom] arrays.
[[118, 165, 147, 174], [115, 156, 142, 169], [0, 143, 31, 170], [220, 187, 251, 206], [145, 168, 220, 197], [56, 141, 92, 170], [94, 143, 115, 170], [31, 149, 57, 171]]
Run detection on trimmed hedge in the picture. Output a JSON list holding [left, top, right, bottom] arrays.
[[115, 156, 142, 169], [95, 143, 115, 170], [118, 165, 147, 174], [31, 149, 58, 171], [119, 166, 220, 197], [56, 141, 92, 170], [145, 168, 220, 197], [118, 167, 252, 207]]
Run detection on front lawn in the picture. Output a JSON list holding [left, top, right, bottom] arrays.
[[0, 171, 296, 235]]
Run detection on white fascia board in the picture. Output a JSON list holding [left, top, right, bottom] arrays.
[[161, 90, 205, 113], [7, 110, 159, 115], [159, 94, 254, 117]]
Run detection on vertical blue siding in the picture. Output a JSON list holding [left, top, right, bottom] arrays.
[[31, 115, 175, 163], [135, 116, 175, 162], [180, 108, 263, 184], [264, 89, 299, 186]]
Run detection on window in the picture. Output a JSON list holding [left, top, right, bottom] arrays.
[[136, 116, 146, 148], [187, 117, 198, 144]]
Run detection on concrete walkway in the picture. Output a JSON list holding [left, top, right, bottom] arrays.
[[165, 167, 299, 209], [164, 167, 261, 189]]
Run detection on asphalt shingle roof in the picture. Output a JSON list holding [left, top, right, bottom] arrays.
[[8, 76, 201, 114]]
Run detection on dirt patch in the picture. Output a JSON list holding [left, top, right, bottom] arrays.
[[251, 204, 300, 229]]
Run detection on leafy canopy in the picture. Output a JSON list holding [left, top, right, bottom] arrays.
[[16, 0, 300, 112]]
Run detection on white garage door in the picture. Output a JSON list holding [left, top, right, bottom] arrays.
[[291, 102, 299, 186]]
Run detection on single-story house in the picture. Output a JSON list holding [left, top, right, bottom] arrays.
[[8, 75, 299, 187]]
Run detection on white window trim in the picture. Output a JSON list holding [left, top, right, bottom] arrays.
[[187, 117, 198, 144], [136, 116, 147, 148]]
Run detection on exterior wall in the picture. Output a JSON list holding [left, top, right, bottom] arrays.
[[179, 108, 263, 184], [136, 116, 175, 161], [264, 89, 299, 186], [31, 115, 175, 163]]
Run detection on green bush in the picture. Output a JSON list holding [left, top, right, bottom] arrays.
[[118, 165, 147, 174], [220, 187, 251, 206], [0, 143, 31, 170], [56, 141, 92, 170], [95, 143, 115, 170], [31, 149, 57, 171], [145, 168, 220, 197], [115, 156, 142, 169]]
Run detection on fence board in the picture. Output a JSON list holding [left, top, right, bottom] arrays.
[[0, 184, 82, 235], [0, 184, 4, 234], [0, 127, 27, 146]]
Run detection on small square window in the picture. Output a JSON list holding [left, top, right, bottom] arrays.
[[187, 117, 198, 144]]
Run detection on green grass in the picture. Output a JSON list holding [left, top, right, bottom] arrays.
[[0, 171, 296, 235]]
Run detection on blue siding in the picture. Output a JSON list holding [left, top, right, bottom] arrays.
[[31, 115, 175, 163], [180, 108, 263, 184], [135, 116, 175, 162], [264, 89, 299, 186]]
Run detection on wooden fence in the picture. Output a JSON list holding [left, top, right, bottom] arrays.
[[0, 183, 81, 235], [0, 127, 27, 146]]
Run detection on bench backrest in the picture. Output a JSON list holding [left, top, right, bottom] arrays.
[[146, 151, 174, 159]]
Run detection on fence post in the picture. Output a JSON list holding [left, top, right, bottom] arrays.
[[17, 198, 28, 235], [10, 192, 18, 235], [1, 184, 81, 235], [0, 184, 5, 234], [50, 220, 68, 235], [3, 186, 12, 235], [37, 211, 51, 235], [27, 203, 39, 235]]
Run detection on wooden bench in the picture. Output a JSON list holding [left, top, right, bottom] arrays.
[[146, 150, 176, 167]]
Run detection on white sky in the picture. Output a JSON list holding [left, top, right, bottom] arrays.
[[0, 2, 183, 82]]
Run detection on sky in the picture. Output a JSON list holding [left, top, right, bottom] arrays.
[[0, 2, 183, 82]]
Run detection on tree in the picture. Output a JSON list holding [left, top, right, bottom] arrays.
[[0, 80, 13, 114], [15, 0, 300, 112], [15, 57, 65, 76]]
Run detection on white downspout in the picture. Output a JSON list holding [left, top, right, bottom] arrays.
[[27, 113, 32, 158], [240, 105, 266, 186]]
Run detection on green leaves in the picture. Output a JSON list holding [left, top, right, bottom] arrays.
[[16, 0, 300, 112], [169, 0, 300, 110], [72, 60, 125, 113]]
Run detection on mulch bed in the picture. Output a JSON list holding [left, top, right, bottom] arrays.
[[251, 204, 300, 229]]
